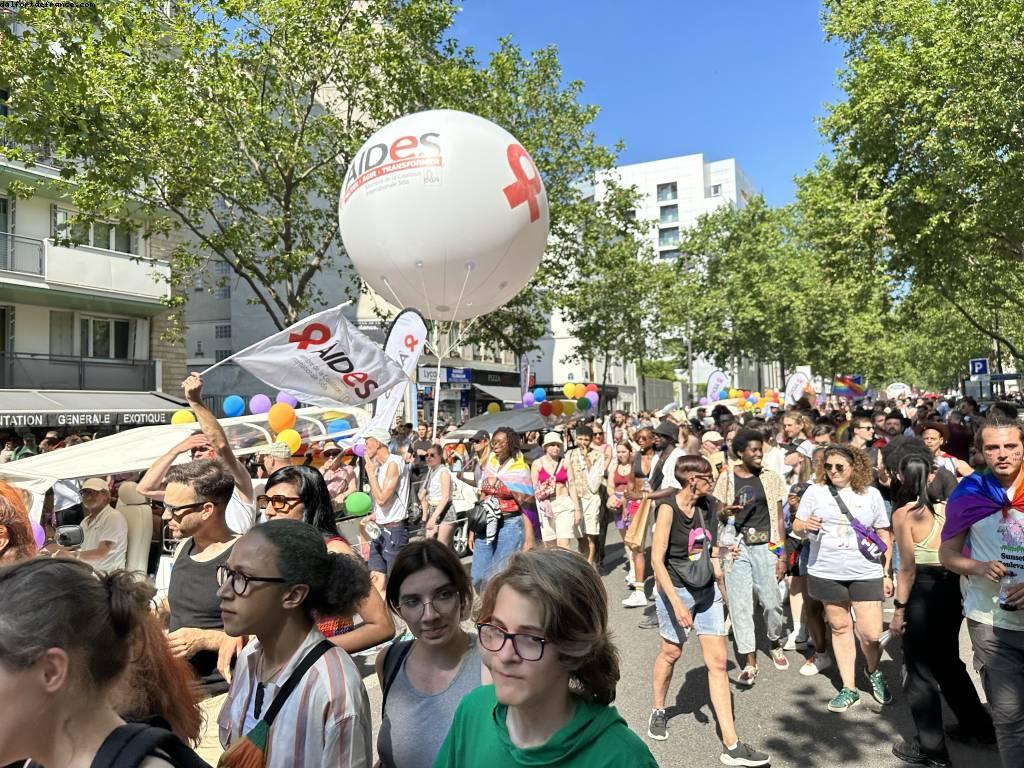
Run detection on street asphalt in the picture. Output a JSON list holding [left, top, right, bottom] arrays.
[[349, 527, 1003, 768]]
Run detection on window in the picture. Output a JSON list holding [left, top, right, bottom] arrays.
[[659, 249, 680, 260], [194, 275, 205, 292], [656, 182, 677, 202], [214, 261, 231, 276], [53, 208, 136, 253], [80, 316, 132, 359], [215, 349, 233, 362], [660, 205, 678, 225], [710, 184, 722, 197], [214, 285, 231, 299], [114, 226, 136, 255], [92, 222, 112, 250], [658, 227, 679, 248], [0, 89, 8, 120], [49, 311, 74, 356], [215, 324, 232, 339]]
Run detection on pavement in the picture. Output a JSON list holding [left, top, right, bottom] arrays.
[[348, 528, 1004, 768]]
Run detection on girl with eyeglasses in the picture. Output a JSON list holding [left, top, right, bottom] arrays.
[[419, 448, 455, 546], [435, 548, 657, 768], [216, 519, 373, 767], [793, 444, 894, 713], [375, 540, 482, 768]]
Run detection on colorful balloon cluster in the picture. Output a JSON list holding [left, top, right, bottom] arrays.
[[524, 383, 600, 417]]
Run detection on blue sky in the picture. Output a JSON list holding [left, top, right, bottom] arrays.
[[450, 1, 846, 205]]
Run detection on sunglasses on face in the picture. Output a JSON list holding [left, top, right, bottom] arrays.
[[824, 463, 849, 472], [257, 495, 302, 511], [163, 500, 209, 519]]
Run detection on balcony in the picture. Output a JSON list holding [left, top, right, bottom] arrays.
[[0, 351, 156, 390], [0, 232, 170, 304]]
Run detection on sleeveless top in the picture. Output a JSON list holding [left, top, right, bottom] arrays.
[[913, 507, 945, 567], [424, 465, 452, 504], [935, 452, 958, 476], [315, 535, 355, 638], [377, 636, 481, 768], [537, 460, 568, 486], [168, 538, 235, 694]]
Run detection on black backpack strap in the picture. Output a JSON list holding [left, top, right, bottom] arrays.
[[381, 639, 415, 716], [263, 639, 335, 726], [828, 485, 856, 524], [91, 723, 207, 768]]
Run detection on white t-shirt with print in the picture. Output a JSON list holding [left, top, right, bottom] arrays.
[[797, 483, 889, 581], [964, 506, 1024, 631]]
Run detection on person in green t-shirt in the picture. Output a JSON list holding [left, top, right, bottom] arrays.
[[434, 548, 658, 768]]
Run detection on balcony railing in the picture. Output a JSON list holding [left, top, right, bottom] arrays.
[[0, 231, 44, 275], [0, 352, 156, 390]]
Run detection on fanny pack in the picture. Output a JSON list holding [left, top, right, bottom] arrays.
[[666, 504, 715, 591], [829, 486, 887, 563], [218, 639, 334, 768]]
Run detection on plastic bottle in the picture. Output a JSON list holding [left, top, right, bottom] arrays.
[[363, 520, 382, 541], [720, 516, 738, 573], [999, 571, 1019, 612]]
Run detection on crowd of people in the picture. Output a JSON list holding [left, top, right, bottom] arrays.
[[1, 376, 1023, 768]]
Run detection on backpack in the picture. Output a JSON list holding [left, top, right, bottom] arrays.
[[91, 723, 208, 768]]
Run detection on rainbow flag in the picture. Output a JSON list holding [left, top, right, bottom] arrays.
[[832, 375, 865, 399]]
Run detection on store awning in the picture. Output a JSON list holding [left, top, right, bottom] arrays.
[[0, 389, 189, 429], [472, 384, 522, 403]]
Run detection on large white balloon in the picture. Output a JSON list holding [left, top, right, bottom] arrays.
[[338, 110, 550, 322]]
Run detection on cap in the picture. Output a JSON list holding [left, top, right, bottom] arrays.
[[796, 440, 818, 459], [321, 440, 341, 454], [542, 432, 562, 447], [364, 427, 391, 445], [263, 442, 293, 459], [45, 431, 59, 440], [81, 477, 109, 493], [654, 421, 679, 443], [669, 409, 689, 423], [788, 481, 811, 499], [471, 430, 490, 442], [702, 430, 724, 443]]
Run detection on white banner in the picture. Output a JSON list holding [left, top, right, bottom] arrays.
[[232, 305, 409, 408], [519, 353, 530, 399], [706, 370, 730, 401], [361, 309, 428, 437], [784, 371, 813, 407], [886, 382, 911, 399]]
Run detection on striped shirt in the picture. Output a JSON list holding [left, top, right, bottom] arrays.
[[218, 627, 372, 768]]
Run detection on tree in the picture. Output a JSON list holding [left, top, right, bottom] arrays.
[[0, 1, 618, 337]]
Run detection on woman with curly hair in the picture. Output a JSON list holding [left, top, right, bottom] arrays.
[[793, 444, 894, 714], [0, 482, 36, 564], [435, 548, 657, 767]]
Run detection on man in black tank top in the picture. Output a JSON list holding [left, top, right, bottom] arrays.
[[157, 459, 238, 763]]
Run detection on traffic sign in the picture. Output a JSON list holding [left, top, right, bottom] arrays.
[[969, 358, 990, 376]]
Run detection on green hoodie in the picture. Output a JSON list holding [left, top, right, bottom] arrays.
[[433, 685, 659, 767]]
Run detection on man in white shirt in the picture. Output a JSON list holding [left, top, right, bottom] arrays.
[[365, 427, 410, 593], [53, 477, 127, 574]]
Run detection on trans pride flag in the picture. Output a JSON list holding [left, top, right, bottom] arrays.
[[832, 375, 865, 399]]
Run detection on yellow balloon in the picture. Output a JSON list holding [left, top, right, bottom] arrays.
[[171, 409, 196, 424], [563, 400, 577, 416], [487, 402, 500, 414], [276, 428, 302, 455], [562, 383, 575, 399]]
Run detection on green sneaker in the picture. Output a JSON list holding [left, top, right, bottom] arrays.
[[869, 670, 893, 705], [828, 687, 861, 713]]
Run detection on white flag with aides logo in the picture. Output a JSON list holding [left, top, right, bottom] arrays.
[[358, 308, 428, 439], [230, 305, 409, 408]]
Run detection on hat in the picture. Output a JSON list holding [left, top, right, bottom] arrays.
[[364, 427, 391, 445], [788, 482, 811, 499], [702, 416, 716, 429], [471, 430, 490, 442], [702, 430, 724, 444], [81, 477, 109, 493], [796, 440, 818, 459], [654, 421, 679, 443], [261, 442, 293, 459], [542, 432, 562, 447], [321, 440, 341, 454], [45, 430, 59, 440]]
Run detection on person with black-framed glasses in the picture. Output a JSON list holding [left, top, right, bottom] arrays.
[[435, 548, 657, 767]]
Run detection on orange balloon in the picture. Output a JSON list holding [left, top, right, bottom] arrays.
[[573, 383, 586, 399], [550, 400, 564, 416], [268, 402, 297, 433]]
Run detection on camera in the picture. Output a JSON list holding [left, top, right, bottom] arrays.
[[55, 524, 84, 548]]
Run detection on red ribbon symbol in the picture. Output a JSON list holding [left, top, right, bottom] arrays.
[[404, 334, 418, 352], [289, 322, 331, 350], [502, 143, 542, 223]]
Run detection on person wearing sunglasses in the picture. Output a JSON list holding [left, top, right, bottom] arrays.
[[419, 446, 456, 546], [435, 548, 657, 767], [375, 540, 482, 768], [793, 444, 894, 713], [216, 519, 373, 768]]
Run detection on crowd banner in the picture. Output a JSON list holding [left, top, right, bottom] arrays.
[[886, 382, 912, 399], [362, 309, 428, 438], [784, 371, 813, 407], [706, 370, 730, 402], [215, 304, 409, 408]]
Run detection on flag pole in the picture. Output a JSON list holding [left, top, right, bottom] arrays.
[[431, 322, 443, 439], [196, 301, 353, 377]]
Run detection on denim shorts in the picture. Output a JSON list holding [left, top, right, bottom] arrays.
[[655, 581, 727, 645], [367, 524, 409, 575]]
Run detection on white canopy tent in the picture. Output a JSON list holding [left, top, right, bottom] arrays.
[[0, 406, 369, 522]]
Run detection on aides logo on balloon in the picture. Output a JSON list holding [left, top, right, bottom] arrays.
[[502, 144, 543, 223], [289, 323, 379, 401], [341, 132, 443, 205]]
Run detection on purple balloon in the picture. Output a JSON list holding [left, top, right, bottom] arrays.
[[276, 391, 299, 407], [32, 521, 45, 550], [699, 396, 709, 405], [249, 394, 272, 414], [353, 443, 365, 458], [523, 392, 536, 406], [585, 391, 599, 406]]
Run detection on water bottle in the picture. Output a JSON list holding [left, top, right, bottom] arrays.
[[999, 571, 1019, 612], [363, 520, 382, 541], [720, 516, 738, 573]]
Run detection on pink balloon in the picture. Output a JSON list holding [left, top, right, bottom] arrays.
[[276, 391, 299, 407], [523, 392, 536, 406], [32, 521, 45, 550], [585, 391, 599, 406], [249, 394, 272, 414], [353, 443, 366, 458]]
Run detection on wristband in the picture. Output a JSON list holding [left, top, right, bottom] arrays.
[[893, 598, 906, 610]]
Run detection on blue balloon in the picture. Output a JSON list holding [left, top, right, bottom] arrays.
[[327, 419, 351, 433], [717, 391, 728, 401], [222, 395, 245, 417], [533, 387, 547, 403]]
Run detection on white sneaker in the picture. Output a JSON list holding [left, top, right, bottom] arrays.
[[800, 653, 832, 677], [622, 590, 649, 608], [783, 632, 797, 652]]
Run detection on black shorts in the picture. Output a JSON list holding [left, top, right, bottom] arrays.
[[784, 538, 805, 577], [807, 574, 883, 603]]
